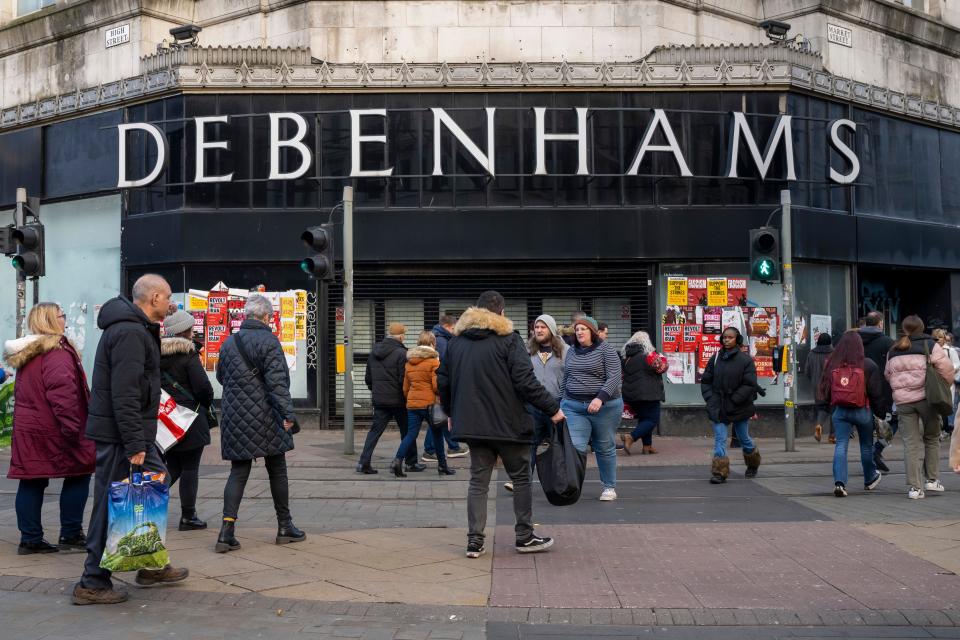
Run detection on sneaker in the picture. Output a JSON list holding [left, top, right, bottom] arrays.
[[466, 542, 485, 558], [58, 533, 87, 552], [134, 564, 189, 586], [599, 488, 618, 501], [503, 481, 514, 492], [421, 452, 438, 463], [516, 535, 554, 554], [72, 583, 128, 605], [865, 472, 882, 491], [940, 431, 950, 442], [924, 479, 946, 493], [908, 487, 925, 500], [873, 449, 890, 473], [446, 445, 470, 458], [834, 483, 847, 497]]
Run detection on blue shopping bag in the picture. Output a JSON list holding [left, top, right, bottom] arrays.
[[99, 469, 170, 572]]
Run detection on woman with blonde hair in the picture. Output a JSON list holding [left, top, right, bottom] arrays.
[[4, 303, 94, 554], [620, 331, 666, 455]]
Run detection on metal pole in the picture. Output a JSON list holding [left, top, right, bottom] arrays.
[[14, 188, 26, 338], [342, 186, 355, 455], [780, 189, 797, 452]]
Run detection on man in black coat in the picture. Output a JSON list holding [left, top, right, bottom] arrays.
[[74, 274, 189, 606], [356, 323, 422, 474], [438, 291, 564, 559], [424, 314, 469, 462], [858, 311, 897, 471]]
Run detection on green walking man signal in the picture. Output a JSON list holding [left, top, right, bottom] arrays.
[[749, 227, 780, 283]]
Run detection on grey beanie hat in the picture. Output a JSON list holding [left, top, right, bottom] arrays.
[[534, 314, 559, 337], [163, 310, 195, 337]]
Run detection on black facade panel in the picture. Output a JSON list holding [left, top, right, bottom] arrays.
[[0, 127, 42, 206], [790, 208, 858, 262], [43, 109, 121, 200], [856, 216, 960, 268]]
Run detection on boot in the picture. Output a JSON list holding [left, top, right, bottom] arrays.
[[743, 448, 761, 479], [135, 564, 189, 586], [390, 458, 407, 478], [642, 445, 658, 455], [276, 520, 306, 545], [438, 464, 456, 476], [621, 433, 635, 455], [214, 519, 241, 553], [179, 509, 207, 531], [709, 456, 729, 484]]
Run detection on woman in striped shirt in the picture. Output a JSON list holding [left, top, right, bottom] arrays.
[[560, 316, 624, 501]]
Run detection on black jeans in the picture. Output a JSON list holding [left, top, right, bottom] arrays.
[[358, 406, 418, 468], [80, 442, 167, 591], [163, 447, 204, 514], [222, 454, 290, 523], [15, 475, 90, 544], [525, 405, 554, 474], [467, 441, 533, 546]]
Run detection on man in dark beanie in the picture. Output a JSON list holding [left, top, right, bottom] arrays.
[[439, 290, 564, 559], [858, 312, 896, 471], [805, 332, 834, 442]]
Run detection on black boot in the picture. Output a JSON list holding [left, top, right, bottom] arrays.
[[179, 509, 207, 531], [214, 520, 241, 553], [58, 532, 87, 552], [276, 520, 306, 545], [438, 464, 456, 476], [391, 458, 407, 478]]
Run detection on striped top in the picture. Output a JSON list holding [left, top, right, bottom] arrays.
[[561, 340, 622, 402]]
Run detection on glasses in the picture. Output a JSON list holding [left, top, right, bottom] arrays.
[[57, 314, 66, 320]]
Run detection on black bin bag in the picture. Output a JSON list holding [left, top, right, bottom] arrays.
[[535, 420, 587, 506]]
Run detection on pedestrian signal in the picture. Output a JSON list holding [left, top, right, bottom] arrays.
[[300, 224, 335, 281], [749, 227, 779, 283]]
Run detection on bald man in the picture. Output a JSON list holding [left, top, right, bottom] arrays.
[[74, 274, 190, 605]]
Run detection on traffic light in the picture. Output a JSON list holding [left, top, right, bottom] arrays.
[[12, 223, 44, 277], [300, 223, 335, 280], [749, 226, 779, 283]]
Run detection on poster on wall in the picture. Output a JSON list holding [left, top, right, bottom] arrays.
[[205, 285, 229, 372], [707, 278, 728, 307], [696, 333, 722, 382], [666, 352, 696, 384], [667, 277, 687, 306], [726, 278, 748, 307], [702, 307, 723, 334], [811, 315, 832, 345], [687, 278, 708, 306], [682, 324, 702, 353], [662, 324, 682, 352]]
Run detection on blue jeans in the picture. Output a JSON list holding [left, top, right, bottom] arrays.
[[16, 475, 91, 544], [713, 420, 754, 458], [629, 400, 661, 446], [526, 404, 555, 474], [396, 409, 447, 468], [832, 406, 878, 487], [424, 426, 461, 454], [561, 397, 623, 489]]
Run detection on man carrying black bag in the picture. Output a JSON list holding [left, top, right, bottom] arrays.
[[438, 291, 564, 559]]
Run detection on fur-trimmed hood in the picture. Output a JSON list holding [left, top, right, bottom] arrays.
[[453, 307, 514, 337], [161, 336, 196, 356], [4, 334, 65, 370], [407, 345, 439, 362]]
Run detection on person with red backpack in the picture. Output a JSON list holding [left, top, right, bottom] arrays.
[[819, 331, 888, 497]]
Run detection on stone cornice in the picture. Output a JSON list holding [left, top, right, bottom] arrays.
[[2, 44, 957, 131]]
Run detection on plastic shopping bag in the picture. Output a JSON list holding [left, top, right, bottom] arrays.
[[951, 411, 960, 473], [535, 420, 587, 506], [99, 470, 170, 572], [156, 390, 199, 453]]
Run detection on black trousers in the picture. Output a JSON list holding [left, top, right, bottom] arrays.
[[222, 454, 290, 523], [80, 442, 167, 591], [358, 406, 418, 468], [162, 446, 204, 513]]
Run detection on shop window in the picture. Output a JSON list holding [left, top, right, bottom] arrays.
[[17, 0, 54, 15], [794, 264, 852, 405]]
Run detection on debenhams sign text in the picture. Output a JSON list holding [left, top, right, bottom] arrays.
[[117, 108, 861, 187]]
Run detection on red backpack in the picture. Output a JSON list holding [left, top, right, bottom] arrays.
[[830, 363, 867, 408]]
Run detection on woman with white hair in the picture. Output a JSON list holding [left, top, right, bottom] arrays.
[[619, 331, 666, 455], [214, 294, 304, 553]]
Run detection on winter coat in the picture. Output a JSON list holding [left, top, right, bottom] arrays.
[[404, 346, 440, 410], [884, 336, 954, 406], [528, 342, 566, 401], [160, 337, 215, 452], [86, 297, 162, 458], [804, 344, 833, 409], [216, 319, 295, 461], [438, 307, 559, 444], [820, 357, 888, 417], [859, 327, 895, 410], [700, 347, 758, 423], [364, 337, 407, 408], [431, 324, 453, 361], [622, 343, 665, 403], [5, 335, 94, 480]]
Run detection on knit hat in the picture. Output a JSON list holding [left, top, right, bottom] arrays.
[[534, 314, 559, 338], [163, 310, 195, 338], [816, 332, 832, 346], [388, 322, 406, 336], [573, 316, 600, 341]]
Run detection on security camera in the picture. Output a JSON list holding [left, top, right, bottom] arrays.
[[759, 19, 791, 42], [169, 24, 202, 42]]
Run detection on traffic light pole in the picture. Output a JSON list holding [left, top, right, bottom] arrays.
[[780, 189, 797, 452], [342, 186, 355, 455], [14, 188, 26, 338]]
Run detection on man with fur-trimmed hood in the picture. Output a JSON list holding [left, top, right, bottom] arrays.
[[438, 290, 564, 559]]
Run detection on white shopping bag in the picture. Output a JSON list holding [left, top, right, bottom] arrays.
[[156, 389, 199, 453]]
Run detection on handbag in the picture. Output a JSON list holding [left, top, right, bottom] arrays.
[[99, 466, 170, 572], [430, 403, 447, 425], [233, 333, 300, 435], [924, 341, 953, 415], [535, 420, 587, 506], [162, 371, 218, 429], [156, 389, 199, 452]]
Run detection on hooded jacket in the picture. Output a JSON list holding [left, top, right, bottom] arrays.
[[622, 342, 665, 403], [804, 344, 833, 409], [160, 337, 215, 451], [528, 340, 566, 401], [859, 327, 895, 409], [86, 297, 162, 458], [700, 347, 758, 423], [885, 336, 954, 406], [431, 324, 453, 361], [364, 337, 407, 408], [438, 307, 559, 444], [403, 345, 440, 409], [5, 334, 94, 479]]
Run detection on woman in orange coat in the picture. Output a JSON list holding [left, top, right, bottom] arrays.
[[390, 331, 455, 478]]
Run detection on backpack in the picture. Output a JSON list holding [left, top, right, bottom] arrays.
[[830, 363, 867, 408]]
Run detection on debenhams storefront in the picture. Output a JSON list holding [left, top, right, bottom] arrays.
[[2, 45, 960, 431]]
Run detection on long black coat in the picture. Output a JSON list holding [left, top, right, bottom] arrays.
[[438, 307, 559, 444], [622, 343, 665, 403], [858, 328, 895, 411], [160, 337, 214, 451], [805, 344, 833, 410], [216, 319, 295, 461], [364, 338, 407, 408], [700, 347, 758, 424], [86, 297, 162, 458]]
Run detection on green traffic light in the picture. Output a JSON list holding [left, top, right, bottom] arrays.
[[752, 258, 777, 281]]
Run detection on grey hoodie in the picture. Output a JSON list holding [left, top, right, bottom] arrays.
[[529, 343, 567, 401]]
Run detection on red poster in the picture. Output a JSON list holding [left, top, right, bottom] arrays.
[[687, 278, 708, 306], [228, 295, 246, 334], [207, 290, 228, 315], [682, 324, 702, 353], [727, 278, 748, 307], [662, 324, 682, 353], [205, 317, 228, 372], [755, 356, 774, 378], [702, 307, 723, 334]]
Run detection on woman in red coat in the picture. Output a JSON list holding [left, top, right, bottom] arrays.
[[4, 303, 94, 554]]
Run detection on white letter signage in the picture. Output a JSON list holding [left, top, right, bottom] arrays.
[[533, 107, 589, 176], [828, 119, 860, 185], [726, 112, 796, 181], [350, 109, 393, 177], [626, 109, 693, 177], [268, 113, 311, 181], [431, 108, 496, 176], [194, 116, 233, 183], [117, 123, 166, 188]]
